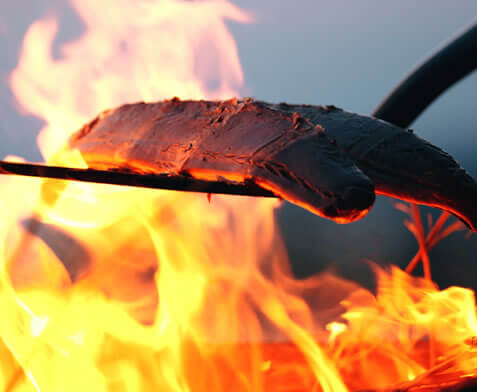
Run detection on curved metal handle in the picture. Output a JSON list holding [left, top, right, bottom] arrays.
[[373, 20, 477, 128]]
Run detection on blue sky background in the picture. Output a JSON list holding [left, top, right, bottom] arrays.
[[0, 1, 476, 289]]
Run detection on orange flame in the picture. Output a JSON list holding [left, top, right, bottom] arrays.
[[2, 1, 476, 391]]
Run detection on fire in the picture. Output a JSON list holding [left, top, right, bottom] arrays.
[[1, 1, 476, 391]]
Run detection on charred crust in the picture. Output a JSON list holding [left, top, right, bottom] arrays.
[[325, 105, 341, 112], [69, 111, 109, 143], [314, 124, 325, 134], [253, 158, 334, 199]]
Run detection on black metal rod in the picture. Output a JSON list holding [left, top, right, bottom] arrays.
[[373, 20, 477, 128], [0, 160, 276, 198]]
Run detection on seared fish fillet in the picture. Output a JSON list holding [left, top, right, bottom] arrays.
[[69, 98, 374, 223], [68, 98, 477, 230]]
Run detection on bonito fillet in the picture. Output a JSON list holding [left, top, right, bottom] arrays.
[[69, 98, 374, 223], [68, 98, 477, 230]]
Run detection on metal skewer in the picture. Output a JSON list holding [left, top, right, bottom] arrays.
[[0, 160, 276, 198]]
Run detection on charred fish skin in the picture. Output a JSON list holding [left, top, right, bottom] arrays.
[[249, 134, 375, 223], [69, 98, 375, 223], [261, 102, 477, 231]]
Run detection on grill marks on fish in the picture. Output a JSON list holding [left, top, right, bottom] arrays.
[[69, 98, 375, 223]]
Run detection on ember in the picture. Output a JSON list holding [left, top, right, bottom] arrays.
[[0, 1, 476, 392]]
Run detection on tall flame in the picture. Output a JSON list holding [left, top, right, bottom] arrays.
[[10, 0, 249, 159], [1, 1, 476, 392]]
